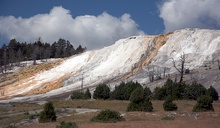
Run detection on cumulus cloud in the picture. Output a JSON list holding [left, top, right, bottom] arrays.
[[159, 0, 220, 32], [0, 6, 144, 49]]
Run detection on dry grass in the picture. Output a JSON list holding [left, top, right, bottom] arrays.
[[1, 100, 220, 128]]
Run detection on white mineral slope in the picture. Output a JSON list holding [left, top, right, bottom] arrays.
[[49, 36, 154, 94], [152, 28, 220, 69], [131, 28, 220, 85], [0, 36, 154, 103]]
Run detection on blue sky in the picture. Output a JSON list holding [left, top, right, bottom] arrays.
[[0, 0, 220, 49]]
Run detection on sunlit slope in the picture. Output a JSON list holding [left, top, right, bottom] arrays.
[[1, 28, 220, 102]]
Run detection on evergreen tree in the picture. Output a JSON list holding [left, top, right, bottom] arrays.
[[129, 87, 144, 103], [193, 95, 214, 112], [110, 82, 126, 100], [71, 91, 83, 99], [124, 81, 142, 100], [83, 89, 91, 99], [39, 101, 57, 123], [186, 82, 207, 100], [127, 87, 153, 112], [206, 86, 219, 101], [93, 83, 110, 100], [144, 86, 152, 98], [163, 96, 178, 111]]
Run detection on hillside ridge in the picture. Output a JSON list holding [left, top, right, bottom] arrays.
[[0, 28, 220, 102]]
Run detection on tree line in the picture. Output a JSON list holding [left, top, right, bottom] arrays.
[[71, 79, 218, 112], [0, 38, 86, 73]]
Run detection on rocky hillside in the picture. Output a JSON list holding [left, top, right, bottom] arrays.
[[0, 28, 220, 102]]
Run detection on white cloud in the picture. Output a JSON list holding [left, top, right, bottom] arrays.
[[0, 6, 144, 49], [159, 0, 220, 32]]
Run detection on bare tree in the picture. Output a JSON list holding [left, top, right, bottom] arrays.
[[32, 47, 40, 65], [147, 66, 155, 82], [171, 52, 186, 83], [163, 67, 170, 78]]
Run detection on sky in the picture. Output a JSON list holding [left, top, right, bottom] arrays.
[[0, 0, 220, 49]]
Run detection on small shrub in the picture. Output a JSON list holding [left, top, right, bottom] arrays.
[[56, 121, 78, 128], [39, 101, 57, 123], [91, 109, 124, 123], [193, 95, 214, 112], [163, 96, 178, 111], [71, 91, 83, 99]]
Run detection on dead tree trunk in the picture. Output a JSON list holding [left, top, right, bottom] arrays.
[[171, 53, 186, 83]]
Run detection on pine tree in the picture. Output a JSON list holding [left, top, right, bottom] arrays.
[[93, 83, 110, 100], [127, 87, 153, 112], [206, 86, 219, 101], [193, 95, 214, 112], [83, 89, 91, 99], [163, 96, 178, 111], [39, 101, 57, 123]]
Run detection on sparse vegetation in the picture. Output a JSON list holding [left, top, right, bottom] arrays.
[[91, 109, 124, 123]]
